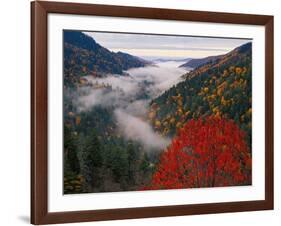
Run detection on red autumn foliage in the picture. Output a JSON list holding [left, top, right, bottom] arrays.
[[145, 116, 252, 190]]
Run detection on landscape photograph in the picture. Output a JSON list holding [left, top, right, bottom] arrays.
[[63, 30, 252, 194]]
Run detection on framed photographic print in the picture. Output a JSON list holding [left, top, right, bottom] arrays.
[[31, 1, 274, 224]]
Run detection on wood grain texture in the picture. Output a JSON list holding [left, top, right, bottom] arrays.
[[264, 17, 274, 210], [31, 1, 48, 224], [31, 1, 274, 224]]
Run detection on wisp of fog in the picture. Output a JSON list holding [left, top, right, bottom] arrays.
[[114, 109, 171, 150]]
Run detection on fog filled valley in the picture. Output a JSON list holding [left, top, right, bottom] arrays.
[[64, 31, 253, 193], [75, 61, 188, 149]]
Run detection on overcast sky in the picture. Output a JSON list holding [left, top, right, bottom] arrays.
[[84, 31, 250, 59]]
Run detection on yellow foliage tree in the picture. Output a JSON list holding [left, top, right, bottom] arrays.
[[155, 120, 161, 128], [235, 67, 242, 75], [75, 116, 81, 125], [169, 117, 176, 124]]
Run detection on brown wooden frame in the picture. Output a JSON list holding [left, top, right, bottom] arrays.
[[31, 1, 274, 224]]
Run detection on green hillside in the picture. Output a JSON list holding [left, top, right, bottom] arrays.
[[149, 42, 252, 146]]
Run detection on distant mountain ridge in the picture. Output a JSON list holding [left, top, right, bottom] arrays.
[[63, 31, 150, 87], [179, 54, 224, 69], [153, 58, 191, 63], [179, 43, 252, 70]]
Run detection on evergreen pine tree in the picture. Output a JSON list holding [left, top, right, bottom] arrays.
[[81, 129, 102, 191], [127, 143, 138, 184], [64, 125, 80, 174]]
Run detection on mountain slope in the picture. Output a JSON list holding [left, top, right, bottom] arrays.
[[63, 31, 150, 87], [149, 42, 252, 145], [179, 54, 223, 69]]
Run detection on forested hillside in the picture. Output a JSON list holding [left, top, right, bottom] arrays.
[[149, 42, 252, 146], [64, 30, 150, 87]]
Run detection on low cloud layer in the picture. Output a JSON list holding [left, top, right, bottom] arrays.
[[76, 88, 116, 112], [114, 109, 170, 150], [86, 75, 140, 96], [126, 61, 187, 98], [76, 61, 187, 111]]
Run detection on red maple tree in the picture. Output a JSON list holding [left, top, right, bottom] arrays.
[[145, 116, 252, 190]]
